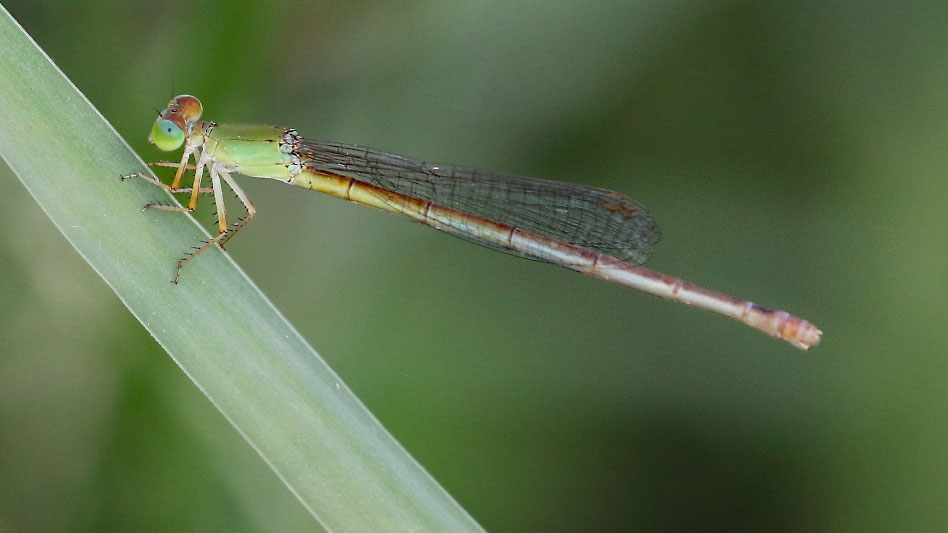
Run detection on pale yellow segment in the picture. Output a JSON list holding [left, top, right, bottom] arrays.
[[289, 170, 355, 201]]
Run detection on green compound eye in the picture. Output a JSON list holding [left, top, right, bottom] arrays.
[[149, 119, 185, 151]]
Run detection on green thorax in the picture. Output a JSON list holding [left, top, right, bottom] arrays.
[[198, 122, 301, 180]]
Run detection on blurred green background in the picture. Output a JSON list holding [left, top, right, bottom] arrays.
[[1, 1, 946, 530]]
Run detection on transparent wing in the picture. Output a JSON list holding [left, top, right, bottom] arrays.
[[298, 140, 661, 264]]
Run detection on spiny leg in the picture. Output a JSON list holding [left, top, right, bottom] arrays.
[[121, 147, 211, 195], [120, 172, 213, 194], [148, 161, 197, 171], [140, 148, 210, 213], [217, 169, 256, 248], [128, 152, 258, 283], [172, 163, 230, 283], [173, 232, 228, 284], [208, 162, 228, 234], [129, 148, 230, 283], [170, 146, 196, 190]]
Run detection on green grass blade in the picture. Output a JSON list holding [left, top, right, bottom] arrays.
[[0, 6, 481, 531]]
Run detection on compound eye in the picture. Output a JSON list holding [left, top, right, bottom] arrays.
[[172, 94, 202, 121], [149, 119, 185, 151]]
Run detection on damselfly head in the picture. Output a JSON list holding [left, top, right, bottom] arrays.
[[148, 95, 203, 151]]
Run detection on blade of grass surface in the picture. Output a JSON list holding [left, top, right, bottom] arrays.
[[0, 6, 481, 531]]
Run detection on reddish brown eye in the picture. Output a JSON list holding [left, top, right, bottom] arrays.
[[173, 95, 203, 121]]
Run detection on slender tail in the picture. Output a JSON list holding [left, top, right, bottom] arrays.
[[575, 255, 822, 350]]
